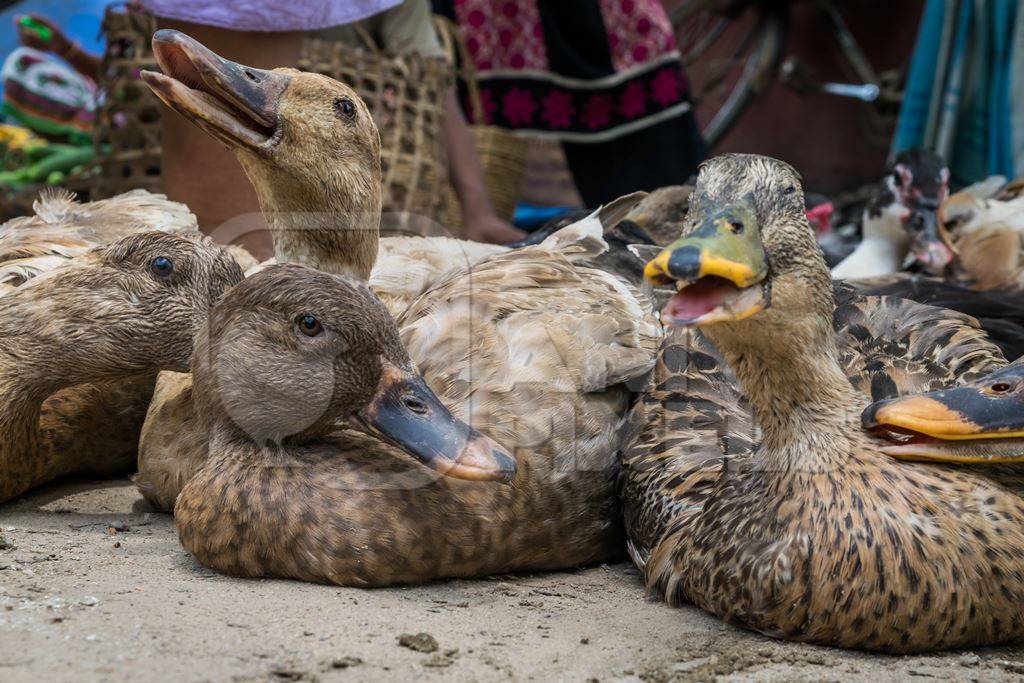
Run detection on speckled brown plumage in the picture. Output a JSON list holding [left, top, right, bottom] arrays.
[[0, 232, 242, 502], [175, 265, 630, 586], [621, 154, 1024, 653]]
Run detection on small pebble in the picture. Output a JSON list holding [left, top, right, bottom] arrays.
[[398, 632, 438, 653], [960, 653, 981, 667], [329, 656, 362, 669]]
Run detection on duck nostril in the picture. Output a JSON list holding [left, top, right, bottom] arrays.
[[244, 70, 260, 83], [402, 395, 429, 415]]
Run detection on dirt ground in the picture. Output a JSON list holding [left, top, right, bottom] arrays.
[[2, 479, 1024, 682]]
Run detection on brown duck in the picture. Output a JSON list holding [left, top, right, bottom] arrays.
[[622, 153, 1024, 653], [173, 264, 631, 586], [0, 232, 242, 502]]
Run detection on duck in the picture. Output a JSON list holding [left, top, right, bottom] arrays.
[[622, 153, 1024, 653], [0, 231, 242, 502], [938, 187, 1024, 292], [0, 188, 199, 294], [171, 264, 648, 585], [863, 357, 1024, 464], [825, 154, 1024, 359], [831, 149, 950, 280], [133, 23, 660, 588]]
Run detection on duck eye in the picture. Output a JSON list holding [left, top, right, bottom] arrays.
[[333, 97, 356, 121], [991, 382, 1013, 394], [730, 221, 744, 235], [783, 185, 796, 196], [150, 256, 174, 277], [296, 314, 323, 337], [402, 394, 429, 415]]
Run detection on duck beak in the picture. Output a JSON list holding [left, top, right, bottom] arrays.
[[907, 203, 953, 274], [644, 200, 770, 327], [863, 386, 1024, 463], [142, 30, 290, 153], [351, 364, 517, 482]]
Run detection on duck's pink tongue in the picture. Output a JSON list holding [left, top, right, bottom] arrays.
[[663, 277, 740, 323]]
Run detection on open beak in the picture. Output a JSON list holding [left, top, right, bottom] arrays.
[[141, 30, 291, 153], [351, 364, 517, 482], [863, 383, 1024, 463], [906, 202, 954, 274], [643, 200, 770, 327]]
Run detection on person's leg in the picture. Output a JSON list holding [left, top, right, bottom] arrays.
[[155, 20, 302, 260], [563, 112, 707, 207]]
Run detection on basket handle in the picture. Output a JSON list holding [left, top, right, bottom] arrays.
[[433, 15, 485, 126], [353, 22, 380, 54]]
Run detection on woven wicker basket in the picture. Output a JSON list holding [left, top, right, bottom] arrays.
[[90, 3, 163, 200], [299, 28, 457, 236], [435, 17, 526, 226]]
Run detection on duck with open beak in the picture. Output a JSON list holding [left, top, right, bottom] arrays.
[[141, 29, 291, 153], [863, 361, 1024, 463], [643, 196, 770, 326]]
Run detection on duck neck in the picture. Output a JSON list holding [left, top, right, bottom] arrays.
[[831, 210, 908, 279], [240, 156, 382, 282], [705, 280, 864, 473]]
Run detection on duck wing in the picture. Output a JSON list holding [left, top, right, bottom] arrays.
[[840, 275, 1024, 360], [619, 328, 752, 567], [834, 284, 1008, 400], [398, 203, 660, 475], [370, 236, 507, 317]]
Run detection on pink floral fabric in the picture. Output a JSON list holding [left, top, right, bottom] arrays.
[[598, 0, 677, 72], [444, 0, 691, 140], [454, 0, 549, 71]]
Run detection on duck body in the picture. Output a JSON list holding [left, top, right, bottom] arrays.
[[141, 215, 658, 566], [177, 431, 621, 586], [654, 446, 1024, 651], [626, 153, 1024, 653], [0, 232, 242, 502]]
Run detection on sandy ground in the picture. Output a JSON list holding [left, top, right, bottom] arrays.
[[2, 480, 1024, 682]]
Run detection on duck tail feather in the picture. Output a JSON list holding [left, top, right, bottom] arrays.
[[33, 187, 79, 224], [537, 192, 648, 259], [598, 191, 648, 233]]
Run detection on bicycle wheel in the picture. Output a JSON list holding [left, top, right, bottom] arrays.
[[668, 0, 785, 147]]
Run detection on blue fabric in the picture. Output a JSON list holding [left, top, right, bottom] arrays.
[[892, 0, 946, 154], [894, 0, 1020, 185]]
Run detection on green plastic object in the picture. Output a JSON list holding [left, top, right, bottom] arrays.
[[18, 16, 53, 44]]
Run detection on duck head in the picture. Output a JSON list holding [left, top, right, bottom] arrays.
[[644, 154, 831, 339], [886, 149, 951, 274], [142, 31, 382, 280], [863, 362, 1024, 463], [4, 232, 243, 382], [191, 264, 516, 482]]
